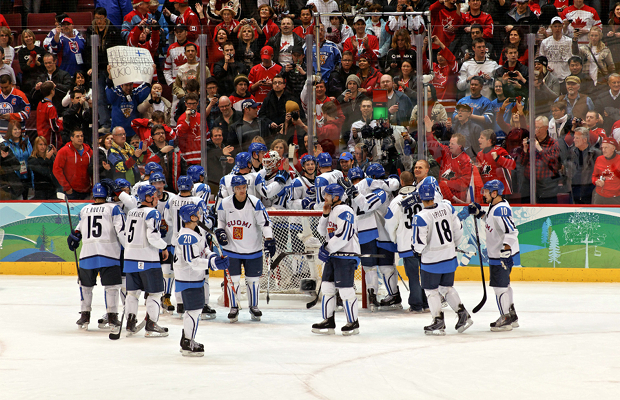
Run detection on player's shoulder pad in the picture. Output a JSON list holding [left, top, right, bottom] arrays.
[[371, 188, 387, 202], [446, 202, 456, 214], [292, 178, 303, 188], [412, 214, 427, 227], [384, 208, 394, 220], [338, 210, 354, 224], [493, 205, 512, 217], [112, 205, 125, 216], [315, 176, 328, 186], [146, 209, 161, 220], [178, 233, 199, 245], [254, 173, 265, 185]]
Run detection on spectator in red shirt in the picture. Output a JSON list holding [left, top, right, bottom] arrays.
[[293, 7, 315, 39], [248, 46, 283, 104], [476, 129, 516, 195], [592, 137, 620, 204], [53, 128, 93, 199], [343, 16, 380, 66], [176, 92, 202, 165], [36, 82, 63, 150], [429, 0, 463, 50], [163, 0, 200, 42]]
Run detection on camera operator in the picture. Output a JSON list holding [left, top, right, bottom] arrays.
[[138, 82, 172, 125], [61, 87, 92, 144]]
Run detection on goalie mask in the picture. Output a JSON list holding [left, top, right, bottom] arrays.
[[262, 150, 281, 175]]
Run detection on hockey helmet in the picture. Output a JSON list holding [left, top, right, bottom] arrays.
[[235, 152, 252, 169], [366, 163, 385, 179], [347, 167, 364, 181], [262, 150, 281, 174], [324, 183, 345, 199], [418, 183, 435, 201], [231, 175, 247, 188], [149, 171, 166, 184], [115, 178, 131, 190], [92, 183, 108, 199], [177, 175, 194, 191], [137, 185, 158, 202], [300, 154, 316, 167], [248, 142, 268, 157], [482, 179, 504, 195], [145, 162, 163, 175], [179, 203, 202, 223], [99, 178, 116, 196], [187, 165, 205, 183], [421, 176, 439, 192], [316, 152, 332, 168]]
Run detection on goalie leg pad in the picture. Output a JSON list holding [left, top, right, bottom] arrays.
[[493, 286, 511, 315], [104, 284, 121, 314], [440, 285, 462, 312], [183, 308, 201, 341], [339, 287, 358, 324], [79, 285, 94, 312], [146, 291, 163, 323], [321, 281, 336, 320], [379, 265, 398, 296], [246, 276, 260, 308], [362, 266, 379, 293]]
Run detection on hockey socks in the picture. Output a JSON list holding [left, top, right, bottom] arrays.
[[339, 287, 358, 324], [363, 266, 379, 294], [440, 286, 463, 312], [493, 286, 513, 315], [120, 276, 127, 306], [79, 285, 94, 312], [320, 281, 336, 320], [104, 285, 121, 314], [425, 288, 443, 318], [126, 290, 141, 317], [379, 266, 399, 296], [162, 264, 174, 296], [203, 273, 210, 305], [146, 291, 163, 323], [228, 275, 241, 309], [183, 309, 201, 341], [246, 277, 260, 308]]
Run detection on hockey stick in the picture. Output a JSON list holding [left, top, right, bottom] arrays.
[[270, 251, 314, 271], [471, 217, 487, 313], [266, 251, 272, 304], [306, 287, 321, 309], [58, 192, 80, 284], [397, 271, 410, 292], [109, 305, 125, 340]]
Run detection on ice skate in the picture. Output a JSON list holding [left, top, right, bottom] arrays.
[[176, 303, 184, 318], [424, 312, 446, 336], [145, 316, 169, 337], [162, 294, 174, 314], [126, 313, 146, 336], [180, 330, 204, 357], [249, 306, 262, 321], [311, 316, 336, 335], [379, 292, 403, 311], [455, 304, 473, 333], [367, 289, 380, 312], [509, 305, 519, 328], [490, 313, 513, 332], [97, 313, 109, 329], [200, 304, 217, 320], [76, 311, 90, 330], [107, 313, 121, 329], [228, 307, 239, 323], [341, 320, 359, 336]]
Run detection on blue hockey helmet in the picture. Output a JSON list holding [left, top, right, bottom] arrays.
[[179, 203, 202, 223], [418, 183, 435, 201], [187, 165, 205, 183], [348, 167, 364, 181], [421, 176, 439, 192], [235, 152, 252, 169], [324, 183, 345, 199], [177, 175, 194, 191], [316, 152, 332, 168], [366, 163, 385, 179], [92, 183, 107, 199], [115, 178, 131, 190], [137, 185, 158, 202], [248, 142, 268, 156], [231, 175, 247, 188], [482, 179, 504, 195], [145, 162, 163, 175], [149, 171, 166, 184], [300, 154, 316, 167]]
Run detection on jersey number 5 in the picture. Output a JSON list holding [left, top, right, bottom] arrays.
[[127, 220, 137, 243]]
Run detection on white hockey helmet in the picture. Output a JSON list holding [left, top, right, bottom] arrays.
[[262, 150, 281, 174]]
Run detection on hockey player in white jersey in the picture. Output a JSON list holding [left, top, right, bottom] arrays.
[[384, 171, 429, 313], [112, 178, 138, 213], [164, 175, 215, 319], [312, 184, 361, 336], [187, 165, 211, 203], [216, 152, 272, 209], [123, 185, 170, 337], [288, 154, 317, 210], [468, 180, 520, 332], [174, 204, 230, 356], [215, 175, 276, 322], [315, 153, 344, 209], [132, 162, 164, 196], [249, 142, 268, 173], [259, 150, 291, 209], [338, 166, 387, 310], [68, 183, 126, 330], [413, 182, 473, 336]]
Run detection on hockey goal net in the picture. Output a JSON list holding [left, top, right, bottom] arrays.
[[217, 211, 368, 305]]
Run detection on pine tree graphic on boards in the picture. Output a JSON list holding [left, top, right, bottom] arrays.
[[548, 230, 561, 268]]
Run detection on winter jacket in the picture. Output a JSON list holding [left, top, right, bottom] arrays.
[[28, 154, 58, 200], [357, 67, 383, 98], [4, 138, 33, 187], [53, 142, 93, 193]]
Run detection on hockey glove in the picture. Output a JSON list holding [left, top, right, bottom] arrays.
[[500, 248, 514, 269], [210, 255, 230, 271], [301, 196, 316, 210], [100, 178, 116, 198], [401, 192, 421, 209], [160, 220, 168, 238], [274, 169, 288, 185], [264, 238, 276, 257], [214, 228, 229, 246], [338, 177, 358, 199], [468, 202, 485, 219], [318, 244, 330, 263], [67, 231, 82, 251], [205, 208, 217, 230]]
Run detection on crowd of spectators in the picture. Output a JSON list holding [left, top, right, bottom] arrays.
[[1, 0, 620, 204]]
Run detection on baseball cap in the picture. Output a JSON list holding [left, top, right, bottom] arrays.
[[340, 152, 353, 161], [456, 103, 472, 112], [353, 16, 365, 24], [565, 75, 581, 84], [551, 16, 563, 25], [61, 18, 74, 25], [133, 0, 149, 4], [602, 137, 619, 150], [515, 0, 529, 3], [291, 45, 304, 55], [242, 99, 259, 110], [260, 46, 274, 60], [175, 24, 187, 31]]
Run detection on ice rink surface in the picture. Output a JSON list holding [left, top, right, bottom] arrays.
[[0, 276, 619, 400]]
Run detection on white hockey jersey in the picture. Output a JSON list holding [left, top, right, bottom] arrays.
[[259, 169, 291, 209], [156, 191, 173, 245], [217, 172, 269, 207], [164, 193, 208, 243], [117, 191, 138, 214], [317, 203, 361, 261], [173, 227, 218, 291], [484, 199, 520, 266], [123, 206, 168, 273], [131, 179, 150, 197], [192, 182, 211, 203], [217, 194, 273, 259], [314, 169, 344, 209], [287, 174, 316, 209], [76, 202, 126, 269], [350, 177, 387, 244], [413, 201, 463, 274]]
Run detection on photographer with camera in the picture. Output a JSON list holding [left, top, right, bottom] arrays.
[[138, 82, 172, 125], [62, 87, 92, 145], [495, 45, 529, 99], [163, 0, 200, 42], [213, 42, 249, 97], [337, 75, 369, 133], [127, 14, 161, 61]]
